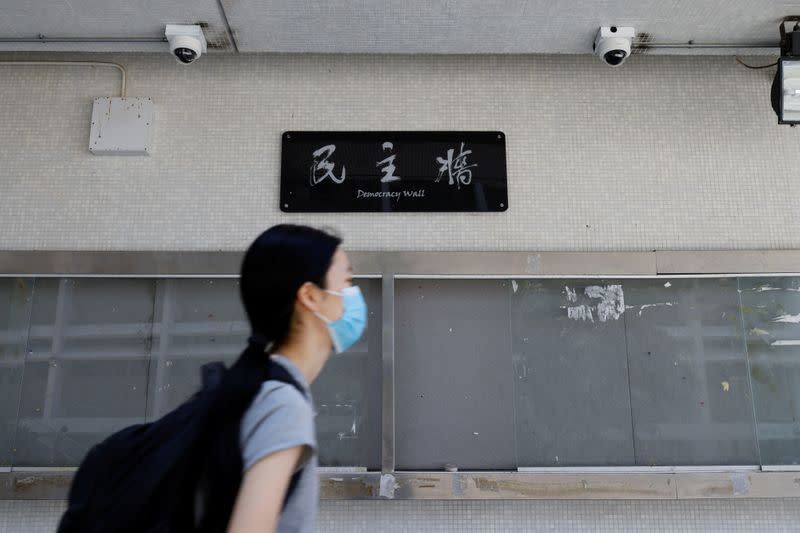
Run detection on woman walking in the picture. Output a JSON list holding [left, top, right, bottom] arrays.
[[58, 224, 365, 533], [224, 224, 366, 533]]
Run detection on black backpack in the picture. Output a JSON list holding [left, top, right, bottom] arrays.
[[57, 359, 304, 533]]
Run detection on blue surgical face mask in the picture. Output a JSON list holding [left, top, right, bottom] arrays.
[[314, 286, 367, 353]]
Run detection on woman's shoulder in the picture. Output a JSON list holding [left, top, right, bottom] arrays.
[[245, 380, 312, 424], [239, 379, 317, 471]]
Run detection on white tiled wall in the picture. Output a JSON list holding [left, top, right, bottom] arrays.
[[2, 52, 800, 531], [2, 499, 800, 533], [0, 52, 798, 252]]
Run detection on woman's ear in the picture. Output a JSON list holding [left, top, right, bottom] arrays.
[[296, 281, 324, 313]]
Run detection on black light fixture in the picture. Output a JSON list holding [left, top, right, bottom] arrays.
[[772, 18, 800, 125]]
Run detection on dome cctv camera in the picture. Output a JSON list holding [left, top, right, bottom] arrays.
[[165, 24, 207, 65], [593, 26, 636, 67]]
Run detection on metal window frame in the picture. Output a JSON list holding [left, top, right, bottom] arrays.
[[2, 249, 800, 500]]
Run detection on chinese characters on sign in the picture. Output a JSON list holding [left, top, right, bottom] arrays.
[[281, 131, 507, 212], [377, 142, 400, 183], [310, 144, 346, 185], [309, 140, 477, 188], [436, 142, 476, 190]]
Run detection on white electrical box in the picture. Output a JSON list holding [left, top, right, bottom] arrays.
[[89, 97, 154, 156]]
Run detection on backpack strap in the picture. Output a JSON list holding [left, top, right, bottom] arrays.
[[264, 359, 305, 396], [200, 361, 226, 390], [264, 358, 307, 509]]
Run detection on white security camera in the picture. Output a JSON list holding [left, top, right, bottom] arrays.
[[165, 24, 207, 65], [593, 26, 636, 67]]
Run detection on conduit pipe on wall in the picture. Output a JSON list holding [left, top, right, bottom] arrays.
[[0, 60, 127, 97]]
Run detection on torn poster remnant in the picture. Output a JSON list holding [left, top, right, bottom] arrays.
[[565, 284, 625, 322]]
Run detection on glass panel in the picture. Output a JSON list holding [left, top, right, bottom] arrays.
[[395, 279, 516, 470], [0, 278, 33, 466], [311, 278, 382, 469], [146, 278, 247, 419], [14, 278, 155, 466], [511, 279, 635, 466], [146, 277, 382, 469], [0, 273, 776, 470], [739, 277, 800, 466], [624, 278, 757, 465]]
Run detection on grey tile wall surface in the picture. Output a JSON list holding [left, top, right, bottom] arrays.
[[3, 499, 800, 533], [2, 52, 800, 530], [0, 53, 798, 252]]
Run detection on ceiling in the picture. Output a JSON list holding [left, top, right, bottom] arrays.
[[0, 0, 798, 54]]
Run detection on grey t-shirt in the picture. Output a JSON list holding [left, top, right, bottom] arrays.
[[239, 355, 318, 533]]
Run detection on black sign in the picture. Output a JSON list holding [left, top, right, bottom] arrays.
[[280, 131, 507, 212]]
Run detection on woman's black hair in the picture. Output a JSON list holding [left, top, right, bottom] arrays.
[[239, 224, 342, 346], [172, 224, 341, 531]]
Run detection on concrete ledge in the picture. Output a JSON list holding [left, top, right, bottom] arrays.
[[4, 471, 800, 501]]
